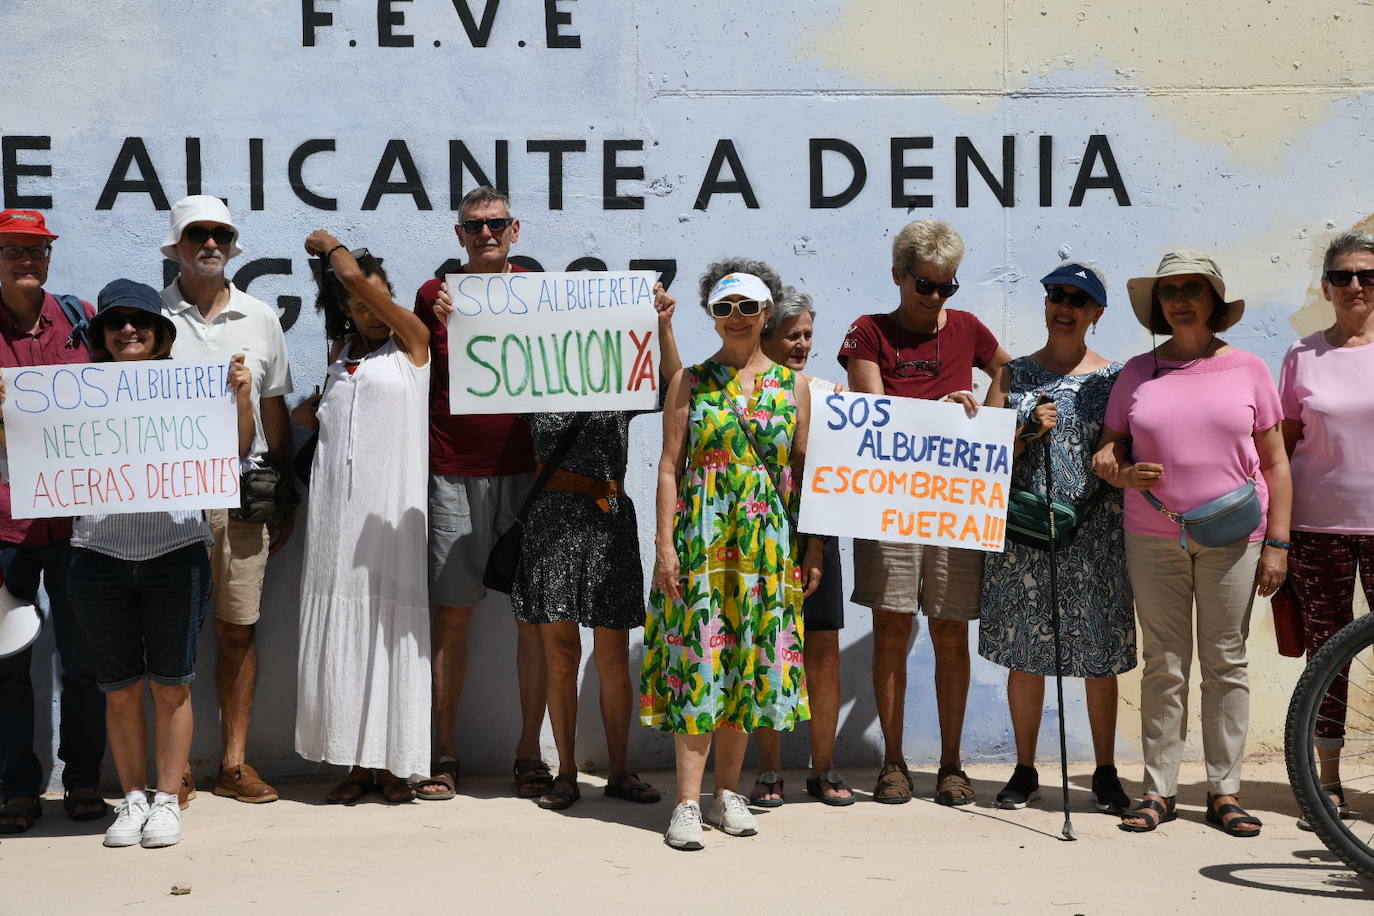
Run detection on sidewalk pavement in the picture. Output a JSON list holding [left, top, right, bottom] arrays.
[[1, 756, 1369, 914]]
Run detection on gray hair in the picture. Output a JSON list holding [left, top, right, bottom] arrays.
[[762, 286, 815, 340], [1323, 230, 1374, 272], [458, 185, 511, 218], [697, 257, 785, 314]]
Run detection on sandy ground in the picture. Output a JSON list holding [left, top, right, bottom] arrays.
[[1, 756, 1369, 915]]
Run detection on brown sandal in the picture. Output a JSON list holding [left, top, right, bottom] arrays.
[[604, 772, 661, 804], [514, 758, 555, 799], [0, 795, 42, 834], [326, 768, 375, 805], [376, 770, 416, 804], [415, 759, 458, 801], [935, 765, 976, 807], [62, 787, 110, 822], [536, 774, 581, 810], [874, 762, 913, 805]]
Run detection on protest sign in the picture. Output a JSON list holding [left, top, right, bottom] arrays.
[[447, 270, 660, 414], [799, 392, 1016, 552], [2, 359, 242, 519]]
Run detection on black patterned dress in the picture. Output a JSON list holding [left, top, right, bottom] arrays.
[[977, 358, 1136, 678], [511, 411, 647, 630]]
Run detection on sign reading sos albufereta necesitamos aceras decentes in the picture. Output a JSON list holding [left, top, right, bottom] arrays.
[[446, 270, 661, 414]]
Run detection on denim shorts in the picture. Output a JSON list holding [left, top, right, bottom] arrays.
[[68, 543, 212, 692]]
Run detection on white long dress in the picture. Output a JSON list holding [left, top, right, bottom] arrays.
[[295, 337, 431, 778]]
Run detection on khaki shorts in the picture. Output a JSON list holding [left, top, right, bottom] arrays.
[[206, 508, 271, 626], [428, 473, 533, 608], [850, 539, 983, 620]]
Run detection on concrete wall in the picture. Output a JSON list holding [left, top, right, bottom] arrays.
[[7, 0, 1371, 783]]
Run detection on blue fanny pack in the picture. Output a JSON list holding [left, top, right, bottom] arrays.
[[1144, 480, 1261, 549]]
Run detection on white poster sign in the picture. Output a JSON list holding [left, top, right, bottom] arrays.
[[2, 360, 242, 519], [447, 271, 661, 414], [799, 392, 1017, 552]]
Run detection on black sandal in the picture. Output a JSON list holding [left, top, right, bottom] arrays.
[[0, 795, 41, 834], [604, 772, 661, 804], [1206, 794, 1262, 837], [750, 771, 785, 808], [1118, 796, 1177, 832], [62, 787, 110, 822], [806, 770, 856, 807], [326, 768, 375, 805], [514, 758, 555, 799], [536, 774, 581, 810]]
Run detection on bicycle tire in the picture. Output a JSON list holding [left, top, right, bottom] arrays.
[[1284, 612, 1374, 880]]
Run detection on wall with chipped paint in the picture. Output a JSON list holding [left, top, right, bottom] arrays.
[[6, 0, 1370, 785]]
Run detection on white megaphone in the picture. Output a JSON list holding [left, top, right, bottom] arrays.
[[0, 581, 41, 659]]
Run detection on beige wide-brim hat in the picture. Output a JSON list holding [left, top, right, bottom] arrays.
[[159, 195, 244, 261], [0, 584, 40, 659], [1126, 249, 1244, 332]]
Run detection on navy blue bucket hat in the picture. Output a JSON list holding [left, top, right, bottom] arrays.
[[93, 278, 177, 340]]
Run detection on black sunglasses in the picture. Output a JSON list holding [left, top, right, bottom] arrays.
[[709, 298, 764, 319], [0, 244, 52, 260], [458, 217, 514, 235], [1156, 281, 1209, 303], [906, 271, 959, 299], [183, 226, 235, 246], [102, 310, 157, 331], [1045, 286, 1095, 308], [1325, 269, 1374, 289]]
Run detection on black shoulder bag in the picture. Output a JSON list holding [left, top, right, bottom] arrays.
[[483, 414, 591, 594]]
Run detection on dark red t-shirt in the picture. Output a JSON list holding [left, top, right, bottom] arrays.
[[416, 265, 535, 477], [0, 292, 94, 545], [837, 309, 999, 400]]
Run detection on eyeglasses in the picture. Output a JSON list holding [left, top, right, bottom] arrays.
[[183, 226, 235, 246], [0, 244, 52, 260], [893, 333, 942, 378], [1045, 287, 1095, 308], [1324, 269, 1374, 289], [709, 298, 765, 319], [906, 271, 959, 299], [102, 311, 157, 331], [458, 217, 515, 235], [1156, 281, 1209, 303]]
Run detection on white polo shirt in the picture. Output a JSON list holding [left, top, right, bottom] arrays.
[[161, 281, 293, 465]]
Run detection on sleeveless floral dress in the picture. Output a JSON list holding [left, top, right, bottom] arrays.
[[640, 360, 809, 734]]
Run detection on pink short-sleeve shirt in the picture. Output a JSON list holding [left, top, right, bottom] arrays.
[[1279, 331, 1374, 534], [1104, 348, 1282, 540]]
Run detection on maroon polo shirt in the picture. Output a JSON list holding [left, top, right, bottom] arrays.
[[0, 291, 94, 544], [415, 263, 535, 477]]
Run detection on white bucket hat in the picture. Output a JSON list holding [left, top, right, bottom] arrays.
[[0, 584, 40, 659], [160, 195, 243, 261]]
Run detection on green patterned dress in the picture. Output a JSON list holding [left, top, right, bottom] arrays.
[[640, 359, 809, 734]]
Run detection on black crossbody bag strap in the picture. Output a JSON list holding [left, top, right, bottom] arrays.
[[513, 413, 591, 523]]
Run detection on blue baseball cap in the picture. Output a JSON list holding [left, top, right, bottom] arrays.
[[1040, 262, 1107, 307]]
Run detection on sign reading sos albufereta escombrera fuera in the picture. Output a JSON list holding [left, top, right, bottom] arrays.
[[1, 360, 242, 519], [447, 271, 661, 413], [800, 393, 1017, 552]]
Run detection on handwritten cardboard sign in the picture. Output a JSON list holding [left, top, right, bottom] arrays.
[[2, 360, 241, 519], [799, 392, 1016, 552], [447, 270, 660, 414]]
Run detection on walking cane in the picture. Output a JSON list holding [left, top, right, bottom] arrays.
[[1037, 394, 1077, 842]]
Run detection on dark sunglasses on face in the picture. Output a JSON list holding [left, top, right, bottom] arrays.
[[103, 311, 157, 331], [1045, 286, 1095, 308], [1156, 280, 1209, 303], [709, 298, 764, 319], [0, 244, 52, 260], [1325, 269, 1374, 289], [906, 271, 959, 299], [459, 217, 514, 235], [183, 226, 235, 246]]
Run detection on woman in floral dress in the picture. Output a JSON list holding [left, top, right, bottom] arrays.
[[643, 259, 822, 851]]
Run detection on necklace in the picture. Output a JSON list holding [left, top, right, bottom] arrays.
[[1151, 334, 1216, 379]]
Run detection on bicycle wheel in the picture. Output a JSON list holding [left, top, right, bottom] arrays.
[[1285, 612, 1374, 880]]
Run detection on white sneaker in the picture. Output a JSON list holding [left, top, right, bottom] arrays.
[[710, 789, 758, 837], [664, 801, 704, 850], [104, 796, 151, 847], [140, 796, 183, 848]]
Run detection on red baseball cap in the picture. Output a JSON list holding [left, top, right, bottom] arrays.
[[0, 210, 58, 240]]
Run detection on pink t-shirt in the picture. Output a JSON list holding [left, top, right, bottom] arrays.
[[1279, 332, 1374, 533], [1104, 348, 1282, 540]]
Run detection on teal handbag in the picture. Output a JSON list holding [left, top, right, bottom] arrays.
[[1005, 485, 1105, 551]]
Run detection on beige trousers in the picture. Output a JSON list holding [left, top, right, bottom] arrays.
[[1125, 532, 1262, 798]]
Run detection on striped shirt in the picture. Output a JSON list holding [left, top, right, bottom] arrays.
[[72, 510, 211, 562]]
